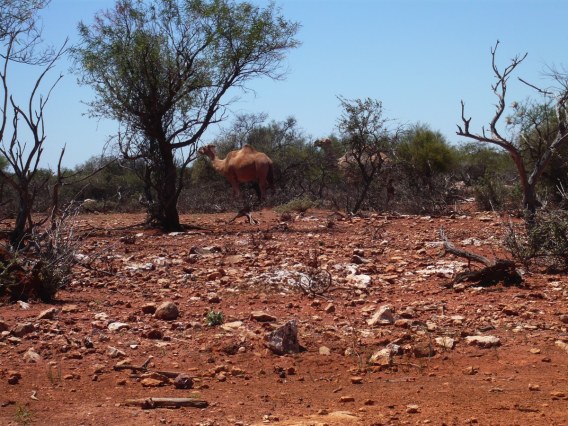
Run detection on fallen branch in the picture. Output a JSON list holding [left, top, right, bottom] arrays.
[[113, 357, 184, 378], [124, 397, 208, 409], [113, 356, 153, 372], [439, 229, 522, 288]]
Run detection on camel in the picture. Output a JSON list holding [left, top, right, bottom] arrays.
[[198, 144, 274, 223], [315, 137, 394, 212], [337, 151, 389, 181], [314, 138, 389, 183]]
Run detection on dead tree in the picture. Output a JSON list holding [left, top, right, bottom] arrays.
[[0, 1, 68, 248], [440, 229, 522, 289], [457, 40, 568, 219]]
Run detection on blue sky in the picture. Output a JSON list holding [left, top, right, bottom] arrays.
[[16, 0, 568, 168]]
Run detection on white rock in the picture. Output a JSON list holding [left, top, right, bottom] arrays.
[[37, 307, 58, 320], [221, 321, 243, 331], [17, 301, 30, 310], [465, 335, 501, 348], [555, 340, 568, 353], [348, 274, 372, 289], [107, 346, 126, 358], [23, 347, 41, 363], [108, 322, 129, 332], [367, 305, 395, 326], [435, 336, 455, 349], [369, 344, 401, 365]]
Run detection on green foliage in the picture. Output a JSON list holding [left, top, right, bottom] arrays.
[[397, 124, 456, 178], [505, 209, 568, 271], [472, 177, 509, 211], [454, 143, 514, 183], [274, 197, 314, 214], [14, 404, 33, 426], [205, 310, 224, 326], [510, 101, 568, 204], [453, 142, 518, 210], [62, 156, 145, 211], [336, 96, 397, 213], [71, 0, 299, 230]]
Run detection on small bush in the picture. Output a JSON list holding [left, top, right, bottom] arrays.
[[0, 206, 80, 302], [274, 197, 314, 214], [205, 310, 224, 326], [473, 177, 521, 212], [14, 404, 33, 426], [505, 209, 568, 271]]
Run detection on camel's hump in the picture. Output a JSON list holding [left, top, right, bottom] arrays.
[[241, 144, 257, 152]]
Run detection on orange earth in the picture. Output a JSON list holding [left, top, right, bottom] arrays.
[[0, 208, 567, 425]]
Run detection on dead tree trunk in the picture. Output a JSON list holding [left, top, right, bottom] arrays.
[[440, 229, 522, 289], [456, 40, 568, 222]]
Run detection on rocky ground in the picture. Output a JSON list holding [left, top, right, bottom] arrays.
[[0, 207, 567, 426]]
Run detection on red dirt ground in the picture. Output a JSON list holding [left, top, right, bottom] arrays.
[[0, 207, 567, 425]]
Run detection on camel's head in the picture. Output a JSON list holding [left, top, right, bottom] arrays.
[[198, 144, 216, 158], [314, 138, 332, 149]]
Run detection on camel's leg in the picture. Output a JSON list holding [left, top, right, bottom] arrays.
[[256, 165, 270, 201], [245, 212, 259, 225], [252, 182, 262, 201], [257, 181, 266, 201], [231, 184, 241, 199]]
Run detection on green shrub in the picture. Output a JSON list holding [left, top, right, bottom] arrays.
[[397, 124, 457, 179], [473, 177, 519, 211], [205, 310, 224, 326], [274, 197, 314, 214], [14, 404, 33, 426], [505, 209, 568, 271]]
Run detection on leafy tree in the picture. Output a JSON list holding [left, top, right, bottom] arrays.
[[336, 96, 400, 213], [0, 0, 67, 247], [311, 136, 343, 201], [455, 142, 513, 184], [72, 0, 299, 231], [457, 41, 568, 220], [397, 123, 456, 184], [509, 101, 568, 201]]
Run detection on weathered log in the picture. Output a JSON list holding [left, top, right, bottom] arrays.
[[124, 397, 208, 409], [113, 356, 153, 373], [440, 229, 523, 288], [113, 356, 186, 378]]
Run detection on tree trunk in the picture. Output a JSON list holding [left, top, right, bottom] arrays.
[[11, 191, 29, 249], [351, 168, 377, 214], [522, 183, 538, 226], [352, 180, 371, 214], [156, 143, 181, 232]]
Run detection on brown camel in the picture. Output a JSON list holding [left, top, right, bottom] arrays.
[[315, 138, 389, 183], [198, 144, 274, 223]]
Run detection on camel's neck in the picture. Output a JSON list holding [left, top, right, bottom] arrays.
[[210, 156, 226, 175]]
